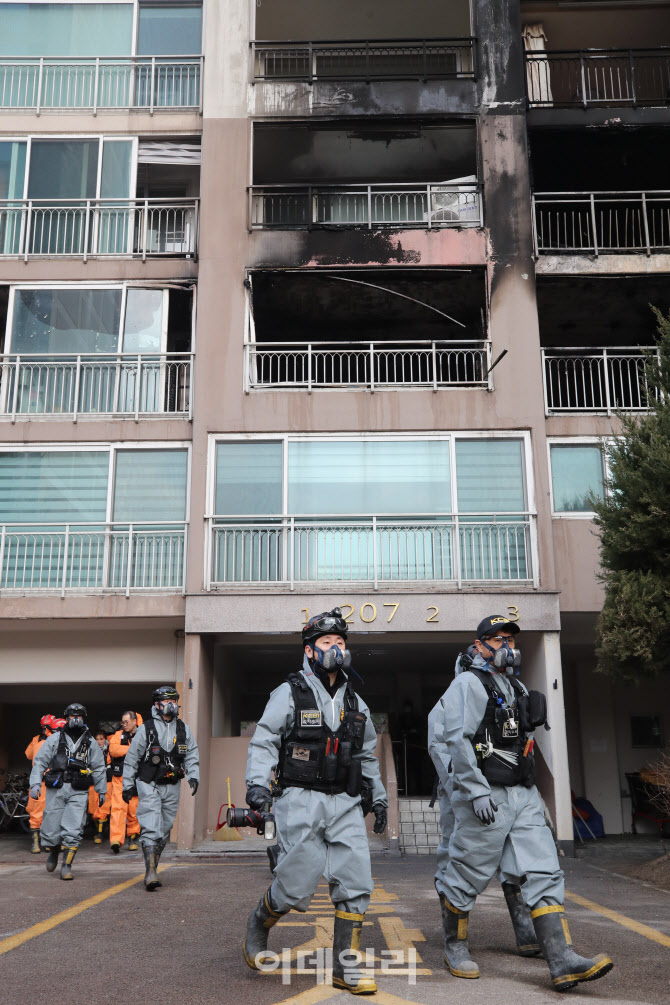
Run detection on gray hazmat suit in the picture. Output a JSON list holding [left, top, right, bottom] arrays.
[[246, 659, 387, 914], [122, 707, 199, 848], [30, 730, 107, 848], [436, 653, 564, 912], [429, 655, 524, 890]]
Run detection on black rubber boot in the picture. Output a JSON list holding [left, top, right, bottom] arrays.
[[143, 844, 159, 891], [60, 846, 77, 880], [31, 830, 41, 854], [331, 909, 378, 994], [154, 837, 167, 887], [502, 882, 541, 957], [438, 893, 479, 978], [45, 845, 60, 873], [531, 904, 613, 992], [243, 888, 286, 970]]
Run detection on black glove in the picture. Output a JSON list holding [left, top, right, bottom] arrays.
[[372, 804, 387, 834], [122, 785, 137, 804], [472, 795, 498, 825], [246, 785, 272, 811], [189, 778, 199, 796]]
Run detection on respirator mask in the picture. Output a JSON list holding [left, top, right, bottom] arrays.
[[314, 645, 352, 672], [66, 716, 85, 735], [158, 700, 179, 718], [483, 639, 522, 674]]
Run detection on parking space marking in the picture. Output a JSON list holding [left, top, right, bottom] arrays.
[[0, 865, 171, 956], [565, 890, 670, 948]]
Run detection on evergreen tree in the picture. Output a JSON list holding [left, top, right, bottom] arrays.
[[592, 309, 670, 683]]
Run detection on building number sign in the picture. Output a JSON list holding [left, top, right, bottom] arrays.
[[300, 604, 520, 626]]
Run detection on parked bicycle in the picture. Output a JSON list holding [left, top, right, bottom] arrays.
[[0, 770, 31, 833]]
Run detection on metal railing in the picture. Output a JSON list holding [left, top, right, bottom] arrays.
[[244, 340, 491, 391], [0, 522, 187, 596], [543, 347, 659, 414], [249, 183, 482, 230], [525, 48, 670, 107], [0, 198, 199, 260], [206, 513, 535, 590], [532, 191, 670, 255], [252, 38, 476, 81], [0, 55, 202, 112], [0, 353, 193, 422]]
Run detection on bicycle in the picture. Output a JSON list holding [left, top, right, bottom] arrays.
[[0, 772, 31, 833]]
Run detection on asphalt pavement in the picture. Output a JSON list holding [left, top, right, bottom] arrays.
[[0, 837, 669, 1005]]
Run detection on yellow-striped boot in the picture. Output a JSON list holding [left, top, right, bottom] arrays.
[[31, 829, 41, 854], [331, 909, 378, 994], [94, 821, 104, 844], [438, 893, 479, 978], [531, 904, 613, 992], [243, 888, 286, 970], [60, 846, 77, 880]]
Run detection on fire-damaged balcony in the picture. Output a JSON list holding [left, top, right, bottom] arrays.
[[246, 268, 489, 392], [521, 3, 670, 118], [537, 275, 667, 414], [253, 0, 474, 81], [530, 128, 670, 257], [250, 122, 480, 234]]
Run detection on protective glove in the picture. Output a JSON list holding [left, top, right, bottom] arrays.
[[30, 784, 42, 800], [372, 804, 387, 834], [189, 778, 199, 796], [122, 785, 137, 804], [246, 785, 272, 810], [98, 793, 106, 807], [472, 795, 498, 825]]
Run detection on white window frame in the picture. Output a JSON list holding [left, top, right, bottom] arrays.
[[206, 430, 535, 519], [0, 440, 192, 526], [0, 0, 204, 57], [547, 436, 612, 519]]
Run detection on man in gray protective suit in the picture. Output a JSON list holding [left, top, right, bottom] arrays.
[[435, 615, 613, 992], [122, 685, 199, 891], [243, 608, 388, 995], [428, 651, 541, 963], [30, 703, 107, 880]]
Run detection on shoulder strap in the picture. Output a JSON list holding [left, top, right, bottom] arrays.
[[57, 730, 68, 756], [343, 682, 359, 713], [176, 719, 187, 746], [508, 677, 528, 699], [144, 719, 156, 746], [466, 667, 497, 693], [286, 673, 318, 712]]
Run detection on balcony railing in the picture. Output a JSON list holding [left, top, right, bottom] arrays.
[[525, 48, 670, 108], [0, 353, 193, 421], [252, 38, 476, 82], [532, 191, 670, 255], [244, 340, 491, 391], [543, 347, 658, 414], [249, 183, 482, 230], [0, 522, 187, 596], [0, 56, 202, 112], [0, 198, 199, 260], [205, 514, 536, 590]]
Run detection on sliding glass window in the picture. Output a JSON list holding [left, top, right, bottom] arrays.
[[0, 446, 188, 590], [211, 436, 532, 585], [550, 444, 605, 514]]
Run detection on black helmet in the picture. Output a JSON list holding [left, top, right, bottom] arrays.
[[302, 608, 348, 648], [152, 686, 179, 704], [64, 703, 87, 719]]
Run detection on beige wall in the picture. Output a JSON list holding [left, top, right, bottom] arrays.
[[552, 520, 605, 613]]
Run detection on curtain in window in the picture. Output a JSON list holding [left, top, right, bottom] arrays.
[[550, 445, 604, 512], [288, 440, 452, 583], [456, 439, 528, 580], [111, 449, 187, 588], [522, 24, 553, 105], [7, 288, 122, 415], [0, 450, 108, 588]]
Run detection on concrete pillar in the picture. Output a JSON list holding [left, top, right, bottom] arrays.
[[177, 634, 214, 849], [524, 631, 573, 852]]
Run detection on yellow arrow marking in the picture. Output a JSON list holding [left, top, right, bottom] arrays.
[[379, 916, 427, 965]]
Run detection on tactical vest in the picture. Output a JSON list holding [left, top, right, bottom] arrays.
[[44, 730, 94, 791], [137, 718, 188, 785], [468, 668, 546, 788], [111, 731, 132, 777], [277, 673, 368, 795]]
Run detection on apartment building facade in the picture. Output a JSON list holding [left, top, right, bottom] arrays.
[[1, 0, 668, 851]]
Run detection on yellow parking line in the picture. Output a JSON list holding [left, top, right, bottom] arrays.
[[565, 890, 670, 949], [272, 988, 343, 1005], [0, 865, 171, 956]]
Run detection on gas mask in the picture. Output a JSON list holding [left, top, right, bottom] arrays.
[[66, 716, 85, 735], [483, 641, 521, 674], [158, 700, 179, 719], [314, 645, 352, 672]]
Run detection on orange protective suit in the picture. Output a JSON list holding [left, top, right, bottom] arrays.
[[108, 713, 143, 847], [89, 750, 112, 822], [25, 734, 49, 829]]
